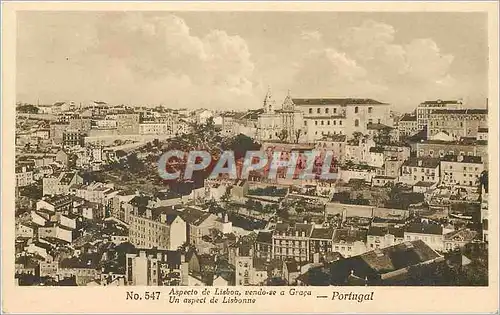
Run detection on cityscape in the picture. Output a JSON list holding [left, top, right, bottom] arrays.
[[15, 12, 489, 287]]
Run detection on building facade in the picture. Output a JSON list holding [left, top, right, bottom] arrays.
[[427, 109, 488, 140], [416, 99, 463, 130]]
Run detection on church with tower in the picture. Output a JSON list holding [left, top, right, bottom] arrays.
[[257, 88, 305, 143], [257, 87, 393, 143]]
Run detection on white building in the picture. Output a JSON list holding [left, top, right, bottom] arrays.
[[440, 155, 484, 192], [400, 157, 440, 186]]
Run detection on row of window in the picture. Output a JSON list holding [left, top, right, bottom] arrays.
[[307, 106, 373, 114], [310, 120, 343, 126], [422, 149, 476, 157]]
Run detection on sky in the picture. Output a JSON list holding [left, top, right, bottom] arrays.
[[17, 11, 489, 111]]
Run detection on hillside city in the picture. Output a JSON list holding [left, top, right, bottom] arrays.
[[15, 91, 489, 286]]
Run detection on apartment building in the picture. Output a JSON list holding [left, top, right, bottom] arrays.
[[427, 109, 488, 140], [129, 207, 186, 250], [400, 157, 440, 186], [440, 155, 484, 192], [272, 222, 313, 262], [416, 99, 463, 130]]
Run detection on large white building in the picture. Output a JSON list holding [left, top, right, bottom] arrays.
[[257, 89, 392, 143]]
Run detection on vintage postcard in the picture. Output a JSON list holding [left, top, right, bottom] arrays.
[[2, 1, 499, 314]]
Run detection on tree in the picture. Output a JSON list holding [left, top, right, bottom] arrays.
[[352, 132, 363, 142], [294, 129, 303, 144], [17, 104, 39, 114], [374, 127, 392, 145], [153, 138, 160, 148], [115, 150, 127, 159], [277, 129, 288, 142], [127, 153, 143, 172], [223, 134, 261, 160]]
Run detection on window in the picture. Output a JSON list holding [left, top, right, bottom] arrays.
[[304, 120, 307, 126], [321, 121, 324, 125], [317, 108, 321, 114], [333, 108, 337, 114], [368, 107, 373, 113], [368, 119, 373, 124], [339, 120, 342, 125], [309, 108, 312, 114], [355, 106, 359, 114], [354, 119, 359, 127], [325, 108, 329, 114], [333, 120, 336, 126], [315, 121, 318, 126]]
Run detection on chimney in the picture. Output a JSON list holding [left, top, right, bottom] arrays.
[[224, 213, 228, 223], [145, 208, 152, 219], [417, 160, 423, 167]]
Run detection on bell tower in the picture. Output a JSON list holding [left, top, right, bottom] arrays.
[[263, 86, 276, 113]]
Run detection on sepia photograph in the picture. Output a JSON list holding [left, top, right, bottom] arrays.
[[2, 1, 499, 314]]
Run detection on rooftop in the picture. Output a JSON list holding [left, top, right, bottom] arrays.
[[440, 155, 483, 164], [399, 114, 417, 122], [292, 98, 388, 106], [367, 123, 393, 131], [431, 109, 488, 115], [256, 231, 273, 244], [310, 228, 335, 240], [180, 207, 213, 226], [405, 222, 443, 235], [332, 228, 367, 243], [402, 157, 440, 169], [275, 222, 314, 236], [301, 240, 441, 285]]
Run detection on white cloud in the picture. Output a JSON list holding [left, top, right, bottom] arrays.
[[291, 20, 457, 105], [19, 13, 260, 109], [292, 48, 386, 97]]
